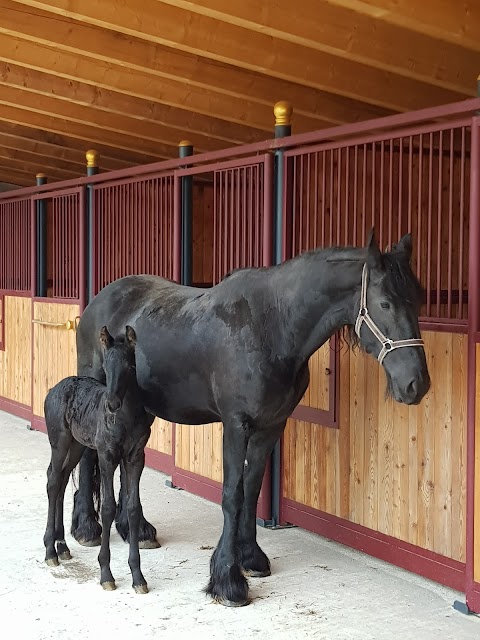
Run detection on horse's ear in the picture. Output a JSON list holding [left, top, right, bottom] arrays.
[[366, 228, 382, 270], [99, 326, 113, 349], [393, 233, 413, 261], [125, 325, 137, 347]]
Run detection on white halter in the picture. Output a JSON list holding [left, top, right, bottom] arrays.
[[354, 264, 425, 366]]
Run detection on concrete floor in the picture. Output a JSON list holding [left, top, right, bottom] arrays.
[[0, 410, 478, 640]]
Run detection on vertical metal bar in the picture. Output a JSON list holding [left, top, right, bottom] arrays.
[[416, 135, 423, 284], [329, 149, 334, 246], [336, 147, 341, 245], [263, 155, 273, 266], [173, 173, 182, 283], [345, 147, 350, 245], [447, 128, 454, 318], [459, 127, 466, 319], [426, 133, 433, 316], [371, 142, 376, 232], [388, 139, 393, 250], [398, 137, 403, 239], [436, 130, 443, 318], [30, 198, 36, 298], [353, 146, 358, 245], [314, 152, 319, 248], [306, 154, 311, 249], [362, 143, 367, 245], [379, 140, 385, 250]]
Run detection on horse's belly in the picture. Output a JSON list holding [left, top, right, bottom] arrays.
[[141, 380, 220, 425]]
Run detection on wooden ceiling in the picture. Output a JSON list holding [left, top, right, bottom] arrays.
[[0, 0, 478, 187]]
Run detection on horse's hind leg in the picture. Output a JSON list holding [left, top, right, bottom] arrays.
[[206, 416, 249, 607], [238, 422, 286, 577], [115, 461, 159, 549], [54, 441, 86, 561], [125, 451, 149, 594], [71, 448, 102, 547], [97, 455, 118, 590]]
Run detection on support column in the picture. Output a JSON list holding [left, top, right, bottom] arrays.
[[86, 150, 99, 304], [35, 173, 48, 298], [179, 140, 194, 286]]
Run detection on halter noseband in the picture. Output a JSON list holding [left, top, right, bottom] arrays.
[[354, 264, 424, 366]]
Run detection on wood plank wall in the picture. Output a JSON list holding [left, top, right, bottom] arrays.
[[283, 331, 467, 562], [0, 296, 32, 406]]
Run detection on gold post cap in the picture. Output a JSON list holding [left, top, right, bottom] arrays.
[[274, 101, 293, 127], [86, 149, 99, 168], [178, 140, 193, 147], [36, 172, 47, 179]]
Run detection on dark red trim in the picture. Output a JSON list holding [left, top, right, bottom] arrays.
[[467, 582, 480, 613], [419, 320, 467, 334], [0, 289, 31, 297], [0, 397, 32, 421], [144, 447, 174, 476], [282, 499, 466, 592], [291, 405, 335, 428], [31, 415, 47, 433], [32, 296, 82, 305]]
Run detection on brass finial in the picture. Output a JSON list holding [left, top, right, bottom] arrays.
[[36, 172, 47, 179], [178, 140, 193, 147], [274, 101, 293, 127], [86, 149, 99, 168]]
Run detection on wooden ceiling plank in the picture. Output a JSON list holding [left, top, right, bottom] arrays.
[[0, 157, 69, 182], [0, 145, 84, 177], [159, 0, 479, 93], [0, 169, 35, 187], [0, 2, 394, 126], [13, 0, 466, 110], [326, 1, 480, 51]]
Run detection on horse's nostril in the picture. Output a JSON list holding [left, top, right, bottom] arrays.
[[407, 379, 418, 397], [107, 395, 121, 413]]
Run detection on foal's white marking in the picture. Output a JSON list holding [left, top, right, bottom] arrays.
[[244, 459, 248, 466]]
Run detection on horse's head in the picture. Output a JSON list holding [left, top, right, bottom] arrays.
[[355, 231, 430, 405], [99, 325, 137, 414]]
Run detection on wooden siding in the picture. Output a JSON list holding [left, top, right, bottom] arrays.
[[175, 422, 223, 483], [147, 418, 173, 456], [0, 296, 32, 405], [283, 331, 467, 562], [32, 301, 79, 416], [299, 342, 331, 411]]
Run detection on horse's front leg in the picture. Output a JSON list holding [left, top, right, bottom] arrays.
[[238, 422, 286, 577], [115, 460, 160, 549], [70, 448, 102, 546], [125, 449, 149, 594], [97, 456, 118, 590], [206, 415, 249, 606]]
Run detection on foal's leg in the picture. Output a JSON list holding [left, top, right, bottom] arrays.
[[71, 448, 102, 546], [125, 451, 149, 594], [97, 456, 118, 590], [54, 441, 86, 561], [115, 461, 159, 549], [206, 416, 249, 606], [44, 435, 73, 566], [238, 423, 285, 577]]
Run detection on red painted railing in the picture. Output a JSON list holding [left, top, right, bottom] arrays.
[[0, 197, 31, 292]]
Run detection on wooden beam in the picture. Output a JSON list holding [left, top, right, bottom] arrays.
[[0, 2, 394, 127], [0, 165, 54, 187], [160, 0, 479, 94], [0, 146, 83, 178], [0, 61, 271, 146], [0, 121, 156, 168], [14, 0, 466, 110], [0, 100, 177, 162], [327, 0, 480, 52], [0, 154, 71, 181]]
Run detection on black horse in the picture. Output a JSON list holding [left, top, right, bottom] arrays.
[[44, 326, 154, 593], [70, 232, 430, 606]]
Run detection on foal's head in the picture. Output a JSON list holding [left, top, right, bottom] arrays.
[[355, 232, 431, 405], [99, 326, 137, 414]]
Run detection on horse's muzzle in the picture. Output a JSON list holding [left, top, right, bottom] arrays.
[[106, 394, 122, 413]]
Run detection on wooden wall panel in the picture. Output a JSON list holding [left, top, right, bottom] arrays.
[[299, 342, 330, 411], [32, 301, 79, 416], [474, 344, 480, 583], [283, 331, 467, 562], [147, 418, 173, 456], [2, 296, 31, 405], [175, 421, 223, 483]]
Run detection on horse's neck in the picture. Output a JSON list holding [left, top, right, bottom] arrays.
[[277, 249, 364, 361]]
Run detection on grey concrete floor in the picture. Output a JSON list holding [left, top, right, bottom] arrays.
[[0, 410, 478, 639]]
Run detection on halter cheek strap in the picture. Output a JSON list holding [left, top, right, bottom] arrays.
[[355, 264, 424, 366]]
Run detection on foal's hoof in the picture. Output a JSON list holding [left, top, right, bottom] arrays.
[[101, 581, 116, 591], [58, 551, 72, 561], [134, 584, 149, 594], [78, 537, 101, 548], [138, 539, 160, 550], [46, 557, 59, 567], [214, 596, 250, 607], [242, 568, 271, 578]]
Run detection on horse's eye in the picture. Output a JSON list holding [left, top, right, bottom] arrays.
[[380, 302, 390, 310]]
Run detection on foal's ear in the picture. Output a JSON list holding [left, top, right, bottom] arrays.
[[125, 325, 137, 347], [392, 233, 413, 261], [99, 326, 114, 349], [366, 228, 382, 270]]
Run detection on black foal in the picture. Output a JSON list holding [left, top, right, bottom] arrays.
[[43, 325, 154, 593]]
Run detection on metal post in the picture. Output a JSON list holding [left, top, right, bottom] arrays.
[[179, 140, 194, 286], [86, 149, 99, 304], [270, 101, 294, 528], [35, 173, 47, 297]]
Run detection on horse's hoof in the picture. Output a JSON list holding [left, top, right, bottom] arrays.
[[101, 581, 116, 591], [46, 557, 59, 567], [138, 539, 160, 550], [134, 584, 149, 594], [242, 568, 271, 578], [58, 551, 72, 561], [77, 537, 101, 547], [214, 596, 250, 607]]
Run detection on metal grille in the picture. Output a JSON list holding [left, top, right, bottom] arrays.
[[92, 175, 175, 295], [0, 197, 31, 291], [285, 124, 470, 324]]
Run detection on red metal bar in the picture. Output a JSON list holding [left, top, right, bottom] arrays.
[[447, 129, 454, 318], [426, 133, 433, 316], [466, 117, 480, 613], [398, 137, 403, 239], [436, 131, 444, 317], [30, 198, 36, 297], [173, 174, 182, 283], [336, 148, 341, 245], [353, 146, 358, 245], [459, 128, 466, 320], [263, 154, 273, 266]]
